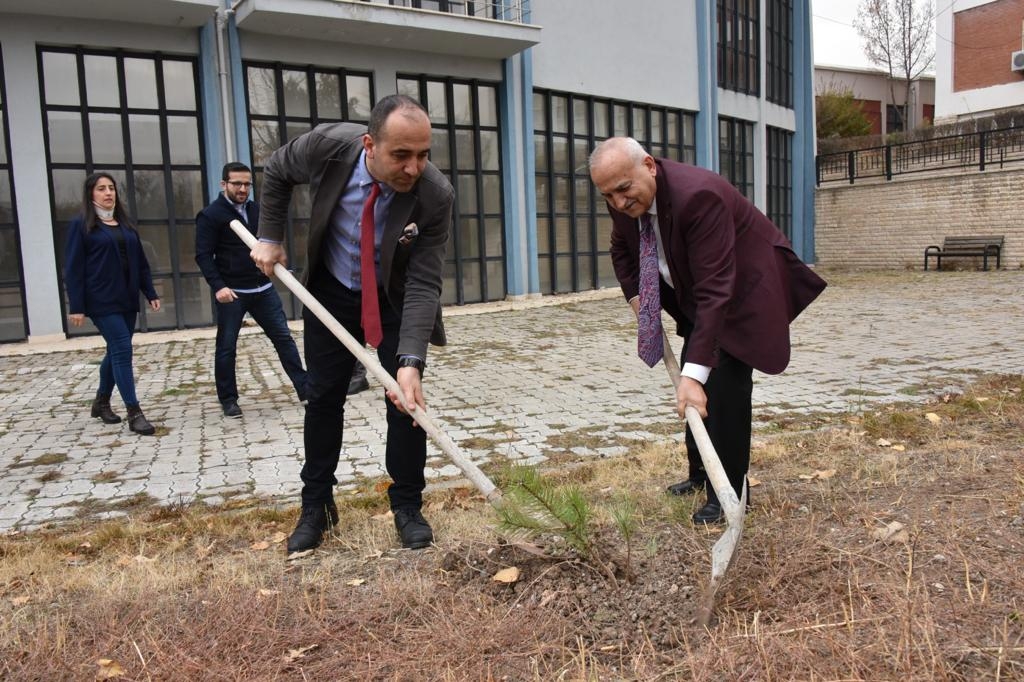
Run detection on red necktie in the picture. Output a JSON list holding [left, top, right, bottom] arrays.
[[360, 182, 383, 348]]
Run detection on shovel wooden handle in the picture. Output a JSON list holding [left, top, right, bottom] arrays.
[[229, 220, 501, 503], [661, 329, 743, 522]]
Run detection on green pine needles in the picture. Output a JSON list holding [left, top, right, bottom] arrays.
[[496, 464, 594, 557]]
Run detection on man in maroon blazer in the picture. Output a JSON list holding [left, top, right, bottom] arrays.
[[590, 137, 826, 523]]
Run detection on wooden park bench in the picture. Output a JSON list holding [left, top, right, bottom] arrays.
[[923, 235, 1004, 271]]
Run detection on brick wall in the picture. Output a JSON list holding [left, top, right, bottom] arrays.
[[815, 168, 1024, 269], [954, 0, 1024, 92]]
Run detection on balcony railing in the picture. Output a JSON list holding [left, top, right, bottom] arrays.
[[816, 126, 1024, 185], [359, 0, 529, 23]]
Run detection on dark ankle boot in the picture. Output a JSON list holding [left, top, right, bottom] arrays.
[[126, 404, 156, 436], [90, 395, 122, 424]]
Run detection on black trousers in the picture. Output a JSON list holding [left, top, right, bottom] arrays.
[[680, 341, 753, 506], [300, 271, 426, 510]]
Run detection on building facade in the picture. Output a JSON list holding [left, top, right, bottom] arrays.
[[815, 65, 936, 136], [0, 0, 817, 343], [935, 0, 1024, 123]]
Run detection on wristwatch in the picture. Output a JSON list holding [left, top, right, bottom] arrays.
[[397, 356, 425, 376]]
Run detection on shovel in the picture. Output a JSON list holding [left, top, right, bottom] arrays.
[[661, 329, 746, 627], [228, 219, 502, 505]]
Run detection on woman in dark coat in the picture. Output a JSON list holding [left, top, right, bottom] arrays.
[[64, 172, 161, 435]]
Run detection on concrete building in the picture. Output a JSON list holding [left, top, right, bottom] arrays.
[[0, 0, 817, 343], [815, 64, 935, 136], [935, 0, 1024, 124]]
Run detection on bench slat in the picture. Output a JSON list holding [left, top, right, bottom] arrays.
[[923, 235, 1004, 271]]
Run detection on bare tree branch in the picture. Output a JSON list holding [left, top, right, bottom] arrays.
[[854, 0, 935, 131]]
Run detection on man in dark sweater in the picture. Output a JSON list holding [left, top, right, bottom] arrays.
[[195, 162, 308, 418]]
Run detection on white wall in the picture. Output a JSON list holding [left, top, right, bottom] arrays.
[[528, 0, 700, 109]]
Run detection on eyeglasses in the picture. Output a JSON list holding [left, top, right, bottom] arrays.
[[226, 181, 252, 188]]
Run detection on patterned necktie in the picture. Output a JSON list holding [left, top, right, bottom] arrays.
[[360, 182, 383, 348], [637, 213, 663, 367]]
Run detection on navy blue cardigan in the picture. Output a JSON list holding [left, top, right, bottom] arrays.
[[194, 194, 269, 292], [64, 215, 158, 317]]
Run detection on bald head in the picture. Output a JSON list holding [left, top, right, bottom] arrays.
[[589, 137, 657, 218]]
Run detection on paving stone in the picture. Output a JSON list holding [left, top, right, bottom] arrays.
[[2, 272, 1023, 531]]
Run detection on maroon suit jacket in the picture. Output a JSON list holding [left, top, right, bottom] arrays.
[[609, 158, 826, 375]]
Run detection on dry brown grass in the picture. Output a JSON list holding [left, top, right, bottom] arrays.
[[1, 374, 1022, 681]]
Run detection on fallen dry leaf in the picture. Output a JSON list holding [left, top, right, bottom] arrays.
[[371, 510, 394, 521], [96, 658, 125, 679], [345, 578, 366, 586], [891, 444, 906, 452], [925, 412, 942, 424], [876, 438, 892, 447], [284, 644, 319, 663], [747, 476, 762, 487], [10, 596, 30, 606], [798, 469, 836, 481], [133, 555, 154, 564], [492, 566, 520, 583], [871, 521, 909, 544], [269, 532, 287, 544], [258, 588, 279, 597], [250, 541, 271, 551]]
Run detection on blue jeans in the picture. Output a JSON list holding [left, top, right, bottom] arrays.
[[214, 288, 308, 404], [91, 311, 140, 407]]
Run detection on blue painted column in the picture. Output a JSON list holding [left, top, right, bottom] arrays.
[[226, 10, 251, 166], [199, 17, 226, 202], [695, 0, 719, 171], [792, 0, 817, 263], [498, 0, 538, 297]]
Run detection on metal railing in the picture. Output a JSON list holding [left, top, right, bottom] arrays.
[[816, 126, 1024, 185], [359, 0, 529, 23]]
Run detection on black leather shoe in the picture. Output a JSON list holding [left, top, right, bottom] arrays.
[[90, 395, 121, 424], [393, 508, 434, 549], [287, 501, 339, 553], [347, 376, 370, 396], [126, 405, 156, 436], [222, 401, 242, 418], [667, 478, 706, 496], [692, 501, 726, 525]]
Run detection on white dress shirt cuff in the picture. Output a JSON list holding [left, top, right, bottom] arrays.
[[681, 362, 711, 385]]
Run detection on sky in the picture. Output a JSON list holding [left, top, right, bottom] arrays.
[[812, 0, 875, 69]]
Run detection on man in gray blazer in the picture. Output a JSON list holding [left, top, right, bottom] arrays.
[[251, 95, 453, 554]]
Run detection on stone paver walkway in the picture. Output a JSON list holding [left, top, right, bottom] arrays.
[[2, 270, 1022, 531]]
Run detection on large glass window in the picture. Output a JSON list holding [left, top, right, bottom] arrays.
[[718, 0, 760, 95], [766, 126, 793, 240], [40, 48, 206, 334], [0, 50, 28, 342], [719, 116, 755, 199], [397, 75, 504, 305], [766, 0, 793, 107], [244, 62, 374, 316], [533, 90, 697, 294]]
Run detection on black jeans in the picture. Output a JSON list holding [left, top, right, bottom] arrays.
[[680, 344, 753, 506], [214, 287, 308, 404], [300, 271, 426, 510]]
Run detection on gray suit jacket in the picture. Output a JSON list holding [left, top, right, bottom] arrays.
[[258, 122, 453, 360]]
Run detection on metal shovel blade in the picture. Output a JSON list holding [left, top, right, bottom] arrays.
[[229, 219, 502, 505], [662, 330, 746, 627]]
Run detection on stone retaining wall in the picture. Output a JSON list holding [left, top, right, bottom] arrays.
[[814, 167, 1024, 269]]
